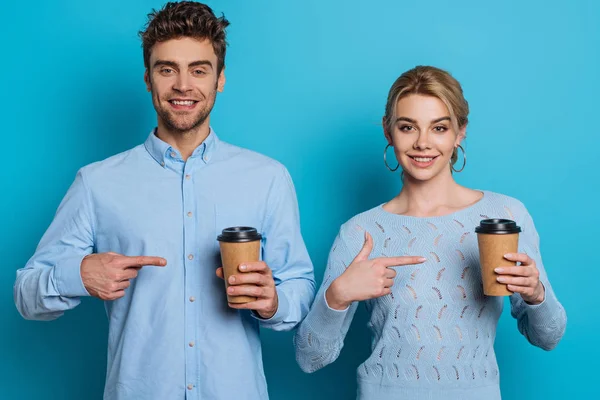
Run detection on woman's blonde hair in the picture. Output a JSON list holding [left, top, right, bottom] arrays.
[[383, 66, 469, 166]]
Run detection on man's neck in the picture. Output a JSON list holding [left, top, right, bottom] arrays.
[[155, 119, 211, 161]]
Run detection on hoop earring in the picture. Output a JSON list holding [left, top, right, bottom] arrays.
[[451, 144, 466, 173], [384, 144, 399, 172]]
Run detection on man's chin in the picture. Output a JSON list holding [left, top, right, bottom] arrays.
[[162, 115, 208, 133]]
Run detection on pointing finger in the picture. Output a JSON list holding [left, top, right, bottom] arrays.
[[121, 256, 167, 268], [377, 256, 427, 268]]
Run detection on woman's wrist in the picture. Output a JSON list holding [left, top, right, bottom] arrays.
[[326, 278, 351, 310], [524, 281, 546, 305]]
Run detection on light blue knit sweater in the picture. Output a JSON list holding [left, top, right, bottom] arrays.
[[295, 191, 566, 399]]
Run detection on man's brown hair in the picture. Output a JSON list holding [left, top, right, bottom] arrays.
[[139, 1, 230, 74]]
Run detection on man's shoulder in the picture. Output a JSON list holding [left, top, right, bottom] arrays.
[[218, 140, 288, 175], [78, 144, 145, 180]]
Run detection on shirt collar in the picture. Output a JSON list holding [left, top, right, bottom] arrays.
[[144, 127, 219, 167]]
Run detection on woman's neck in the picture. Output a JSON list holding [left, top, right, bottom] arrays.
[[385, 170, 481, 217]]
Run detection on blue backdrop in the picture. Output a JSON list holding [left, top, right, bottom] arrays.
[[2, 0, 598, 399]]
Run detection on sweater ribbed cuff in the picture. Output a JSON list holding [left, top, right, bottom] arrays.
[[305, 291, 351, 339], [522, 286, 562, 327]]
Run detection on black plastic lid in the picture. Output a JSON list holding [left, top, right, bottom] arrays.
[[217, 226, 262, 243], [475, 219, 521, 234]]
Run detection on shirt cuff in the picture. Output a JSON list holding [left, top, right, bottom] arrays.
[[305, 291, 351, 339], [252, 286, 290, 325], [53, 254, 91, 297]]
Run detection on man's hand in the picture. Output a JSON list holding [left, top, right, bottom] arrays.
[[81, 252, 167, 300], [216, 262, 278, 319]]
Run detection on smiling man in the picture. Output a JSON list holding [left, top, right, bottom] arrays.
[[14, 2, 315, 399]]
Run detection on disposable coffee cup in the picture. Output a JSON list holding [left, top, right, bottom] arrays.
[[475, 219, 522, 296], [217, 227, 262, 304]]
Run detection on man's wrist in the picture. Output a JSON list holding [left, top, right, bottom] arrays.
[[257, 292, 278, 319]]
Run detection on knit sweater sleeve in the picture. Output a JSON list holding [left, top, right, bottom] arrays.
[[294, 224, 360, 373], [509, 207, 567, 350]]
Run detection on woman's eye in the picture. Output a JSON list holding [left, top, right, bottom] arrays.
[[434, 126, 448, 132], [399, 125, 414, 132]]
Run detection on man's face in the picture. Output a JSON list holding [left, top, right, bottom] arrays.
[[145, 37, 225, 134]]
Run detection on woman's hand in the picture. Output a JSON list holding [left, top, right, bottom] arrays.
[[326, 232, 426, 310], [496, 253, 545, 304]]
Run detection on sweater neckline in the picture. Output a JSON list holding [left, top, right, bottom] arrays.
[[376, 190, 488, 222]]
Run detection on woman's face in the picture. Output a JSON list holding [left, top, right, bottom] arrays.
[[386, 94, 465, 182]]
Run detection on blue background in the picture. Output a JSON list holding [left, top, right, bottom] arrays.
[[1, 0, 598, 399]]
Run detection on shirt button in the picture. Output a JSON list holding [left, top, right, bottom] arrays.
[[189, 296, 195, 302], [187, 211, 193, 217], [188, 254, 194, 260], [185, 174, 191, 180], [189, 341, 195, 347], [170, 151, 176, 158], [160, 161, 165, 167], [203, 155, 209, 162], [187, 384, 193, 390]]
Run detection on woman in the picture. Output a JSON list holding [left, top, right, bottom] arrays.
[[294, 66, 566, 399]]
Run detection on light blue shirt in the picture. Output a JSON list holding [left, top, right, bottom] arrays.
[[14, 129, 316, 400]]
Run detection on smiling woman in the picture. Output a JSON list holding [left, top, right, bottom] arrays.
[[294, 66, 567, 400], [383, 66, 470, 178]]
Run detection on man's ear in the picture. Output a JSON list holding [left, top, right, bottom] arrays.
[[144, 70, 151, 92], [217, 68, 226, 93]]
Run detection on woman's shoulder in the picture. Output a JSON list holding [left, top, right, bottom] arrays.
[[480, 190, 531, 220], [334, 206, 386, 250], [339, 205, 386, 232]]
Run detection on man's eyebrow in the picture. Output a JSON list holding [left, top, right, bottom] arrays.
[[188, 60, 213, 69], [153, 60, 179, 69]]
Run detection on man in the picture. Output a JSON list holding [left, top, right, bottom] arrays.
[[14, 2, 315, 399]]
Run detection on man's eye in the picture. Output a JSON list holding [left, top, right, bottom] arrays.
[[194, 70, 206, 75]]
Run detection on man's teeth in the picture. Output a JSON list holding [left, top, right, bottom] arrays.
[[414, 157, 434, 162], [172, 100, 195, 106]]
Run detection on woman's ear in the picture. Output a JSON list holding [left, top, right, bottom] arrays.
[[382, 117, 393, 146], [455, 124, 467, 146]]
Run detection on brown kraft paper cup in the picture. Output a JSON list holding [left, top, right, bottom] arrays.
[[217, 227, 262, 304], [475, 219, 522, 296]]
